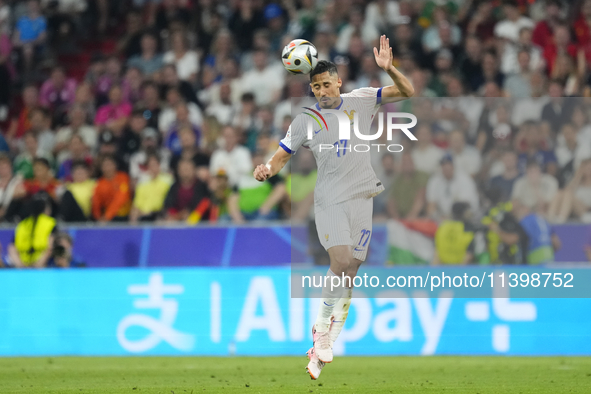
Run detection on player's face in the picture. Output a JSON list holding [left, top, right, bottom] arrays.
[[310, 72, 342, 109]]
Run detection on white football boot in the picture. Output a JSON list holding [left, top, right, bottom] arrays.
[[306, 346, 325, 380], [312, 324, 333, 363]]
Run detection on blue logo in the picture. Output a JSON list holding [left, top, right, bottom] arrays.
[[314, 128, 322, 134]]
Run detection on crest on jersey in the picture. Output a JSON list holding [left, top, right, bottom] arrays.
[[344, 109, 356, 124], [325, 234, 329, 241]]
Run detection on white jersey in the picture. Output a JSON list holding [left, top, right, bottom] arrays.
[[280, 87, 385, 210]]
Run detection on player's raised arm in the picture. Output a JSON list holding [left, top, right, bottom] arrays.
[[253, 146, 291, 181], [373, 35, 415, 103]]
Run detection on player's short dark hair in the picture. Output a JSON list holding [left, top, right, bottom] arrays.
[[310, 60, 338, 81]]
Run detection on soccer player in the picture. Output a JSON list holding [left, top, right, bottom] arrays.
[[253, 35, 414, 379]]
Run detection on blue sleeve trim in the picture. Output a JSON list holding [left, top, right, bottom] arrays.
[[377, 87, 383, 105], [279, 141, 294, 154]]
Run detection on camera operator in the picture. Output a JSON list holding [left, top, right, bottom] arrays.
[[47, 232, 85, 268]]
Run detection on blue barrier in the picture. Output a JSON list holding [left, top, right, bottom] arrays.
[[0, 267, 590, 356], [0, 223, 588, 267]]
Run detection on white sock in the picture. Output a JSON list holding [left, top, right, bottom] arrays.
[[329, 286, 353, 343], [314, 269, 345, 333]]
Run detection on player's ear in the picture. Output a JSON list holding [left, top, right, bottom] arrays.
[[337, 78, 342, 88]]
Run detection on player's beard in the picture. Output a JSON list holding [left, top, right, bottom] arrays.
[[318, 97, 337, 109]]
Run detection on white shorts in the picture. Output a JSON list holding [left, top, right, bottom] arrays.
[[315, 198, 373, 261]]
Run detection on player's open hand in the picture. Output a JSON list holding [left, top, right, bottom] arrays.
[[374, 35, 394, 71], [253, 164, 271, 181]]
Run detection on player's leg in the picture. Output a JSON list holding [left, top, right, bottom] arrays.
[[312, 204, 354, 363], [329, 198, 373, 343], [312, 244, 352, 363]]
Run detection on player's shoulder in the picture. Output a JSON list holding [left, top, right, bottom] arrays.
[[341, 87, 380, 98]]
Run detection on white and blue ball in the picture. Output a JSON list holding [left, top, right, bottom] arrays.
[[281, 39, 318, 75]]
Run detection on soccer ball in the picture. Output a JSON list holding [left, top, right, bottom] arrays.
[[281, 39, 318, 75]]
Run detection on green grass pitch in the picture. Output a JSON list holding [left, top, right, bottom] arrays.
[[1, 356, 590, 393]]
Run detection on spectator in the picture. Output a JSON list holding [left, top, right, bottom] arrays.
[[138, 81, 162, 130], [73, 82, 96, 123], [94, 84, 132, 137], [486, 200, 529, 265], [448, 130, 481, 176], [387, 152, 428, 220], [514, 202, 560, 264], [116, 10, 143, 58], [169, 126, 209, 182], [163, 158, 213, 223], [422, 18, 462, 56], [474, 51, 505, 93], [158, 86, 203, 134], [210, 126, 253, 187], [130, 153, 173, 222], [411, 123, 444, 175], [46, 232, 85, 268], [464, 2, 496, 42], [0, 0, 12, 109], [94, 56, 125, 106], [26, 107, 55, 154], [53, 104, 97, 163], [501, 25, 543, 76], [54, 104, 97, 163], [541, 80, 575, 132], [542, 23, 578, 77], [232, 92, 258, 136], [59, 160, 95, 222], [286, 148, 316, 221], [549, 158, 591, 223], [227, 151, 286, 223], [165, 104, 202, 156], [122, 66, 144, 105], [39, 66, 77, 117], [163, 30, 199, 84], [14, 132, 53, 180], [575, 0, 591, 66], [239, 49, 285, 107], [511, 159, 558, 215], [7, 84, 39, 142], [0, 154, 26, 222], [24, 157, 61, 199], [458, 36, 483, 93], [334, 7, 378, 55], [532, 0, 564, 48], [494, 0, 534, 44], [119, 109, 147, 165], [8, 195, 55, 268], [210, 169, 232, 221], [426, 154, 479, 220], [129, 128, 171, 184], [92, 155, 131, 222], [201, 29, 236, 87], [228, 0, 265, 52], [160, 63, 198, 105], [127, 32, 163, 76], [489, 150, 520, 202], [13, 0, 47, 74], [56, 135, 93, 182], [433, 202, 475, 265], [504, 49, 534, 98], [205, 81, 235, 126], [555, 123, 591, 187], [515, 120, 557, 176]]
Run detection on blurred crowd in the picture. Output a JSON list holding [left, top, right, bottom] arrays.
[[0, 0, 590, 228]]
